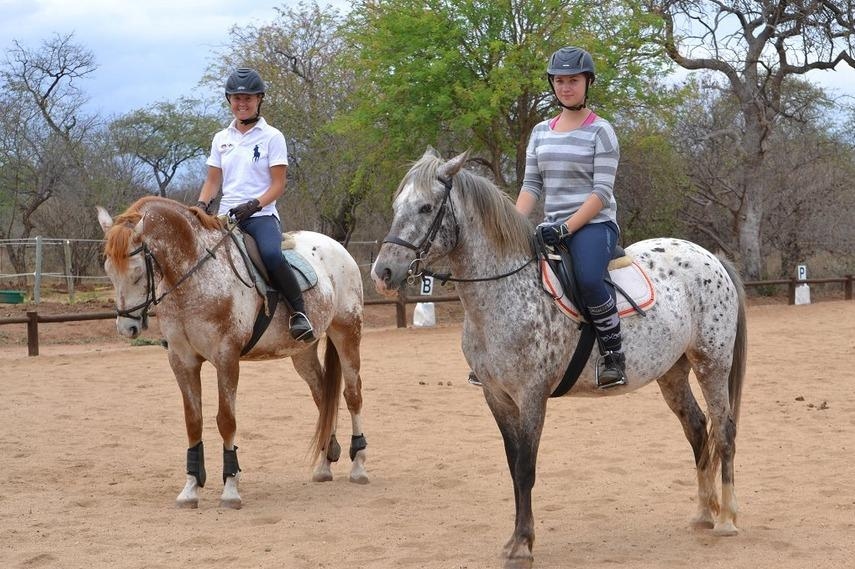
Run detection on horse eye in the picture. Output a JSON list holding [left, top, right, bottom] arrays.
[[419, 204, 433, 214]]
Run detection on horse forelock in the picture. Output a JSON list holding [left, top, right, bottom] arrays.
[[103, 199, 153, 274], [397, 154, 532, 258]]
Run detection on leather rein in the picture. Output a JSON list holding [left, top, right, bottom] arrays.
[[115, 223, 240, 323], [382, 176, 535, 285]]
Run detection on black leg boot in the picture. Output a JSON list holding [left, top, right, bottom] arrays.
[[268, 262, 315, 342], [589, 298, 626, 389]]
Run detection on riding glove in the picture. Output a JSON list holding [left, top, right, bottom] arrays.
[[229, 199, 261, 222], [537, 221, 571, 247]]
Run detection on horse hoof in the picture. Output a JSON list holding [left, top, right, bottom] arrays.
[[504, 557, 534, 569], [175, 498, 198, 509], [713, 521, 739, 536], [312, 466, 334, 482], [349, 471, 370, 485], [690, 513, 715, 529], [219, 498, 242, 510]]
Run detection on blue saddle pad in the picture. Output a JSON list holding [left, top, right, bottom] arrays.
[[282, 249, 317, 292]]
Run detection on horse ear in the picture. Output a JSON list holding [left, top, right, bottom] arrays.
[[96, 206, 113, 234], [437, 150, 470, 179], [423, 145, 441, 159]]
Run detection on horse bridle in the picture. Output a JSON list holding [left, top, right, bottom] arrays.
[[382, 175, 535, 285], [115, 226, 237, 322], [382, 176, 459, 284]]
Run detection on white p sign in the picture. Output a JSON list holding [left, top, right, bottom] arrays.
[[797, 265, 808, 281], [421, 275, 434, 296]]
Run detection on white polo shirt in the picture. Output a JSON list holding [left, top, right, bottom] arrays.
[[207, 117, 288, 219]]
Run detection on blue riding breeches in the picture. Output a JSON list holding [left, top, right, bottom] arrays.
[[239, 215, 286, 273], [565, 221, 618, 307], [564, 221, 622, 353]]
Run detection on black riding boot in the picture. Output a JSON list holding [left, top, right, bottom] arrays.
[[589, 297, 626, 388], [268, 262, 315, 342], [597, 351, 626, 388]]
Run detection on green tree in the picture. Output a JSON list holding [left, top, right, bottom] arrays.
[[110, 98, 223, 197], [341, 0, 672, 191]]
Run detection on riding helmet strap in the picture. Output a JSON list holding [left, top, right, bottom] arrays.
[[186, 441, 206, 488], [223, 446, 240, 484]]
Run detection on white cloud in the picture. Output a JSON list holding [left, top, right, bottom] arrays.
[[1, 0, 278, 116]]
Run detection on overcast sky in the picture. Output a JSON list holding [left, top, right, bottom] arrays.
[[2, 0, 854, 119]]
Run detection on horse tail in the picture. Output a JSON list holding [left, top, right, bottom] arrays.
[[698, 256, 747, 488], [720, 255, 747, 426], [311, 337, 343, 462]]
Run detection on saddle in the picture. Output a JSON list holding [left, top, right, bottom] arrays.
[[541, 251, 655, 322], [537, 237, 655, 397], [223, 221, 319, 354]]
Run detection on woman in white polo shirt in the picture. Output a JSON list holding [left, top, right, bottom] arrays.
[[196, 67, 314, 342]]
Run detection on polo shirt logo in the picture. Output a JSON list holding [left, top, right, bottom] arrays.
[[253, 145, 260, 162]]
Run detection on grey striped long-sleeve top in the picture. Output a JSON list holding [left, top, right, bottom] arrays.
[[520, 114, 620, 228]]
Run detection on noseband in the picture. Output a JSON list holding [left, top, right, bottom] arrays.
[[382, 176, 459, 283], [381, 175, 535, 285], [115, 243, 160, 323], [114, 225, 236, 322]]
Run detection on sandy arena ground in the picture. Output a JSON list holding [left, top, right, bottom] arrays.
[[1, 300, 854, 568]]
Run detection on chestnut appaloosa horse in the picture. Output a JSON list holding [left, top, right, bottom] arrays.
[[371, 149, 747, 568], [98, 196, 368, 509]]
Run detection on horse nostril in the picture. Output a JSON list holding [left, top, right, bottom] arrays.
[[381, 267, 392, 284], [129, 325, 138, 337]]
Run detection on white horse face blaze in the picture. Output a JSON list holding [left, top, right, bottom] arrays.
[[103, 250, 150, 338]]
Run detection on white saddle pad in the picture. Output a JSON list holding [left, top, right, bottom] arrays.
[[541, 256, 655, 323]]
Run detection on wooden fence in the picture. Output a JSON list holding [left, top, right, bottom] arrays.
[[2, 275, 853, 356]]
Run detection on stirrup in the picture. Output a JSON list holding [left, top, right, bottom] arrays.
[[595, 351, 626, 389], [467, 371, 483, 387], [289, 312, 315, 342]]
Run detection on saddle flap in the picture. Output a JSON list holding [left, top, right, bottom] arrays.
[[541, 255, 655, 322], [235, 231, 318, 293]]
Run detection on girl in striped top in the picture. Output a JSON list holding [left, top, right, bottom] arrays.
[[515, 46, 625, 388]]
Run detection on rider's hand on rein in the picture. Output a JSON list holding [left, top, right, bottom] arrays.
[[229, 199, 261, 223], [537, 221, 571, 247]]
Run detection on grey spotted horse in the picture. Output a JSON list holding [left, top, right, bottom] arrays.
[[371, 148, 747, 569]]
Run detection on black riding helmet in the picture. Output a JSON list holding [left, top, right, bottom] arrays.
[[225, 68, 266, 125], [547, 47, 595, 111]]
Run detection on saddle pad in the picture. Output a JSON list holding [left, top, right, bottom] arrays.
[[542, 257, 655, 323], [282, 249, 317, 291]]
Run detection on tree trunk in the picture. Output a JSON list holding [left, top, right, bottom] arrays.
[[736, 104, 769, 281]]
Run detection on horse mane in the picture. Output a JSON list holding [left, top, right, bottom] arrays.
[[104, 196, 222, 272], [398, 154, 533, 257]]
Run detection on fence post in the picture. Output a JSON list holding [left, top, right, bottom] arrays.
[[26, 311, 39, 357], [788, 278, 797, 305], [395, 289, 407, 328], [64, 239, 75, 303], [34, 236, 43, 304], [846, 275, 853, 301]]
